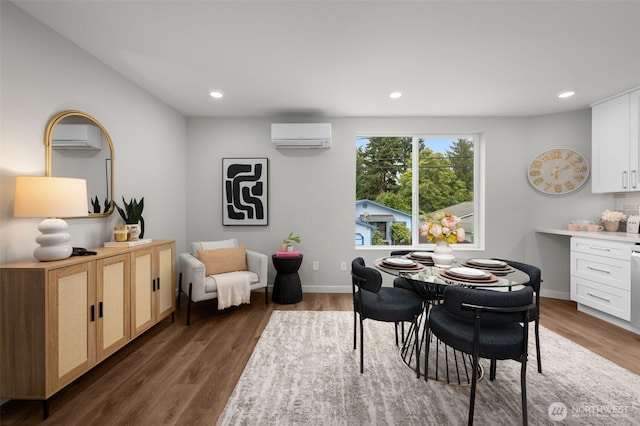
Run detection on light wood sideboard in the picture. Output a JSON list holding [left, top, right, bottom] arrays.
[[0, 240, 175, 418]]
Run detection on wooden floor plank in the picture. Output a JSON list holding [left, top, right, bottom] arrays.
[[1, 293, 638, 425]]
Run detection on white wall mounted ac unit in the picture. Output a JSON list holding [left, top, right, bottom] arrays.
[[271, 123, 331, 149], [52, 124, 102, 149]]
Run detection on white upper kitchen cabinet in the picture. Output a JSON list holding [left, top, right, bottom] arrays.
[[591, 88, 640, 193]]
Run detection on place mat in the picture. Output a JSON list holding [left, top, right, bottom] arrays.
[[406, 253, 435, 265], [462, 261, 514, 275], [446, 267, 491, 280], [376, 260, 425, 271], [439, 269, 498, 283]]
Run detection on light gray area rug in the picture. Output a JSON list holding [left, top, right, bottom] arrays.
[[218, 311, 640, 425]]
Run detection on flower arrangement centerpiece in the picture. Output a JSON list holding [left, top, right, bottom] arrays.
[[419, 211, 466, 245], [601, 209, 626, 232], [420, 211, 465, 266]]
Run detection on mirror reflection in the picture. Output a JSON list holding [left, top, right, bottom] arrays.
[[45, 111, 114, 217]]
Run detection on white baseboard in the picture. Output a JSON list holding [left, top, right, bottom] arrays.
[[540, 289, 570, 300]]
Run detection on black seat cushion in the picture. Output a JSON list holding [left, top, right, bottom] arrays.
[[429, 304, 525, 360], [354, 287, 423, 323]]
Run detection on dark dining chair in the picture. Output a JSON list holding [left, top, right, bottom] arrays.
[[492, 259, 543, 374], [390, 250, 439, 343], [351, 257, 423, 375], [426, 285, 535, 426]]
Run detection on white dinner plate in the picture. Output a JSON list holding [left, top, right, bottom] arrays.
[[410, 252, 432, 259], [383, 257, 416, 267], [447, 267, 490, 278], [468, 258, 507, 267]]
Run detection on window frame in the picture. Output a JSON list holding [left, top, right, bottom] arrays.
[[355, 133, 484, 251]]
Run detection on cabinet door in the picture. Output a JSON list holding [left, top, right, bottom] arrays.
[[592, 93, 630, 192], [630, 89, 640, 190], [155, 244, 175, 321], [47, 263, 96, 394], [96, 254, 130, 361], [131, 248, 155, 337]]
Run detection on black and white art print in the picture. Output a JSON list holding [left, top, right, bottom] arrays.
[[222, 158, 268, 226]]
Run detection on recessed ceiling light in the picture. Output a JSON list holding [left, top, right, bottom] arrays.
[[557, 91, 575, 99], [209, 90, 224, 99], [389, 91, 402, 99]]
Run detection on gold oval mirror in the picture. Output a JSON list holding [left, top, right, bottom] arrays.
[[45, 110, 114, 217]]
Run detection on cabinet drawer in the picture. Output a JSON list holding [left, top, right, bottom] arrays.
[[570, 251, 630, 291], [571, 237, 632, 260], [571, 275, 630, 321]]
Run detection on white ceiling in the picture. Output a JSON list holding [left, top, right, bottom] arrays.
[[13, 0, 640, 118]]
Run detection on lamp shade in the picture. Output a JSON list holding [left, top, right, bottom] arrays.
[[14, 176, 88, 218]]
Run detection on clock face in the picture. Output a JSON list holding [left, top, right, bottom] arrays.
[[527, 148, 589, 195]]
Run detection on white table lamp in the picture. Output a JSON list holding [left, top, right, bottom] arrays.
[[14, 176, 88, 261]]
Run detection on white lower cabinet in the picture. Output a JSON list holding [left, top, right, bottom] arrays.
[[570, 237, 632, 321]]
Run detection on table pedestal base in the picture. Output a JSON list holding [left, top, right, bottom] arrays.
[[400, 311, 484, 386]]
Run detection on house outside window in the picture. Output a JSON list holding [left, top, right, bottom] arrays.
[[355, 135, 481, 249]]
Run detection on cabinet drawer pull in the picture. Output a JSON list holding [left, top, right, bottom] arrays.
[[157, 278, 160, 289], [152, 278, 156, 292], [586, 266, 611, 274], [90, 305, 95, 322], [587, 246, 611, 252], [99, 302, 103, 318], [632, 170, 638, 189], [623, 171, 628, 189], [587, 292, 611, 302]]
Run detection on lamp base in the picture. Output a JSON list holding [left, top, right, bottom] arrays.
[[34, 218, 73, 261]]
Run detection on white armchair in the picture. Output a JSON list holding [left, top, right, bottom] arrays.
[[178, 238, 268, 325]]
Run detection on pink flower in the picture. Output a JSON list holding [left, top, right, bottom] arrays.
[[441, 216, 459, 229], [456, 227, 466, 242], [429, 224, 442, 238]]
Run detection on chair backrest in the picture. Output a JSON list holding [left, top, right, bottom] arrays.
[[351, 257, 382, 293], [191, 238, 239, 257], [493, 258, 541, 293], [443, 286, 534, 324]]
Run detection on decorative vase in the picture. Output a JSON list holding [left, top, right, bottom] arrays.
[[603, 220, 619, 232], [432, 240, 455, 267], [126, 224, 139, 241]]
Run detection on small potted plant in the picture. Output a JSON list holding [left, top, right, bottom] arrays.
[[116, 197, 145, 240], [600, 209, 626, 232], [280, 232, 301, 252]]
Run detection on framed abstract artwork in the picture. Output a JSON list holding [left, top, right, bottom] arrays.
[[222, 158, 268, 225]]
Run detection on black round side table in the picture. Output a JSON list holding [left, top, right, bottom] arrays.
[[271, 254, 303, 304]]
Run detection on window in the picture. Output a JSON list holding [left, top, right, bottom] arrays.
[[355, 135, 480, 248]]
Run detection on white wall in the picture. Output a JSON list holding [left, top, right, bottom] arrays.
[[1, 1, 616, 299], [186, 113, 614, 297], [0, 2, 188, 264]]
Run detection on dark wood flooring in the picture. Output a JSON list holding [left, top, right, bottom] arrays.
[[1, 293, 639, 425]]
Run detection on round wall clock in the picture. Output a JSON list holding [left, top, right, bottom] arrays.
[[527, 148, 589, 195]]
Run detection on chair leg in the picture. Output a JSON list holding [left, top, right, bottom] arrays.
[[394, 322, 399, 346], [359, 315, 364, 374], [353, 309, 357, 351], [521, 357, 529, 425], [424, 324, 431, 381], [469, 353, 479, 426], [490, 359, 497, 381], [535, 320, 542, 373], [414, 316, 420, 378], [186, 283, 193, 326]]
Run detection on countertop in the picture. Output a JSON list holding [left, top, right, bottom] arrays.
[[536, 228, 640, 245]]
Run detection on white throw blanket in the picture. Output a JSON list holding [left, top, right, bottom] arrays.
[[215, 272, 251, 310]]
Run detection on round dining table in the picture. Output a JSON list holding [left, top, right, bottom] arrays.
[[374, 254, 531, 385]]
